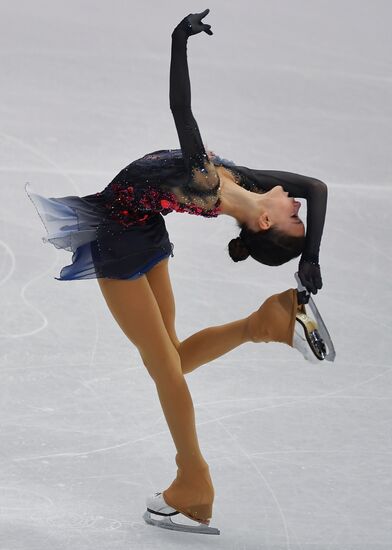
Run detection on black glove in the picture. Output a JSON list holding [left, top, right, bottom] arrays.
[[298, 259, 323, 295], [174, 8, 213, 37]]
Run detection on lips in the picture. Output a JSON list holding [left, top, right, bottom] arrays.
[[293, 200, 301, 214]]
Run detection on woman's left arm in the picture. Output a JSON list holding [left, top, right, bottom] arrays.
[[232, 165, 328, 294], [296, 181, 328, 294]]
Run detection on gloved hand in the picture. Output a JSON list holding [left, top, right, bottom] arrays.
[[298, 259, 323, 295], [174, 8, 213, 37]]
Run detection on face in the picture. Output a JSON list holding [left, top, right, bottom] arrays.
[[260, 185, 305, 237]]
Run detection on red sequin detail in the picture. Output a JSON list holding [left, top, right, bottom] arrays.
[[101, 180, 221, 229]]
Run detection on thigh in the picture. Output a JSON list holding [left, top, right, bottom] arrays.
[[144, 258, 180, 350], [96, 275, 181, 381]]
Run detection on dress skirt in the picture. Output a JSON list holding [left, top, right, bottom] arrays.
[[25, 182, 174, 281]]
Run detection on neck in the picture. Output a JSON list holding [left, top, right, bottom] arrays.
[[217, 166, 266, 230]]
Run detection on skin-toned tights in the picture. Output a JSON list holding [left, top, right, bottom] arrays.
[[96, 271, 297, 525]]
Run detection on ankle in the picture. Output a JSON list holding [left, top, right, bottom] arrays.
[[245, 312, 261, 343], [240, 317, 254, 344], [245, 290, 298, 346]]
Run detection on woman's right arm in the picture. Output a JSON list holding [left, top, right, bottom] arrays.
[[170, 10, 219, 193]]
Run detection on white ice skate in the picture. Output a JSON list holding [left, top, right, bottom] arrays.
[[143, 492, 220, 535], [293, 272, 336, 363]]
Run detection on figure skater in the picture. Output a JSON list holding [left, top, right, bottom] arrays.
[[25, 9, 329, 535]]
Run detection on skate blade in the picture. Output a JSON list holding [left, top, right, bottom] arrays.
[[143, 510, 220, 535], [295, 315, 327, 362], [306, 296, 336, 361], [295, 273, 336, 362]]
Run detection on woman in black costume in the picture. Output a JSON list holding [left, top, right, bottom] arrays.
[[25, 9, 328, 533]]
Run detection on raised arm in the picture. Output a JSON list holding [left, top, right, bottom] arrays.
[[170, 10, 219, 192]]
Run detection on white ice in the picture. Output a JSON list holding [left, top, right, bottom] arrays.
[[1, 1, 391, 549]]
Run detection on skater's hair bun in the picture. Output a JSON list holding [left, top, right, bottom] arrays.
[[228, 236, 250, 262], [227, 222, 305, 266]]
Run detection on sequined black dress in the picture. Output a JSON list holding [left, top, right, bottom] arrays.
[[24, 147, 230, 281], [25, 19, 327, 281]]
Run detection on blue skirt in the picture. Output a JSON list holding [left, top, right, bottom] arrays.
[[25, 182, 174, 281]]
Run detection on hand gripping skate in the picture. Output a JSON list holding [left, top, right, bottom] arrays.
[[143, 492, 220, 535], [294, 272, 336, 362]]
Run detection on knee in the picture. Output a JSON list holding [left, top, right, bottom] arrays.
[[140, 354, 157, 379], [140, 352, 184, 385]]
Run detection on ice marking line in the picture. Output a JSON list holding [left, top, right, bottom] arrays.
[[0, 261, 57, 338], [216, 418, 292, 550], [0, 240, 15, 285], [11, 369, 392, 462], [76, 301, 118, 428], [0, 362, 140, 374], [0, 245, 59, 338], [17, 367, 389, 460], [193, 394, 392, 408], [191, 368, 392, 426], [0, 130, 82, 195], [13, 430, 170, 461], [0, 130, 83, 339], [333, 225, 392, 266], [3, 423, 97, 436], [0, 486, 55, 507], [194, 362, 392, 409]]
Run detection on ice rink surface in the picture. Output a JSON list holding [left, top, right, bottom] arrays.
[[1, 1, 391, 548]]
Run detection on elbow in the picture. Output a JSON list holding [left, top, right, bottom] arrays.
[[311, 178, 328, 196], [320, 180, 328, 200]]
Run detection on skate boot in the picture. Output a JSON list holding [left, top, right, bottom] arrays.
[[245, 288, 298, 346], [245, 288, 330, 363], [143, 491, 220, 535], [143, 456, 220, 535]]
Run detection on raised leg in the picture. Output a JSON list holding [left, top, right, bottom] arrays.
[[178, 288, 297, 374], [178, 317, 251, 374], [144, 258, 298, 375]]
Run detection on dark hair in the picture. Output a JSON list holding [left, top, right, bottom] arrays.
[[228, 221, 305, 266]]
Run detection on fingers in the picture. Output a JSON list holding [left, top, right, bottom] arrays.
[[314, 276, 323, 293], [300, 275, 320, 295], [309, 279, 322, 295], [299, 262, 323, 295], [184, 9, 213, 36], [309, 278, 320, 294], [304, 285, 316, 296], [199, 8, 212, 34]]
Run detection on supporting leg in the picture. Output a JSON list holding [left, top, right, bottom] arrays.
[[96, 276, 214, 524]]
